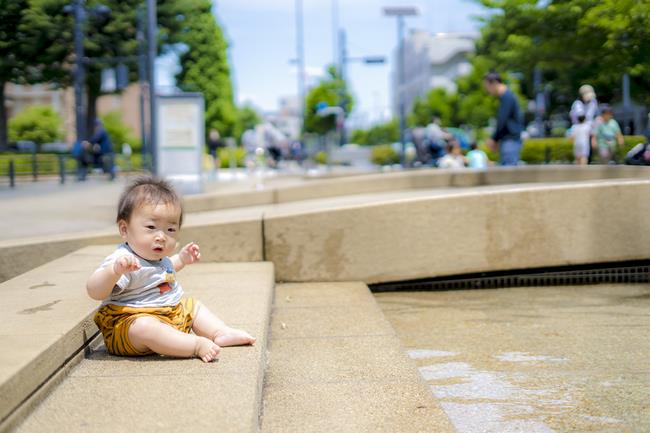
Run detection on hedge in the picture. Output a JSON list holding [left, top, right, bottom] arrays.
[[371, 144, 400, 166], [486, 135, 646, 164]]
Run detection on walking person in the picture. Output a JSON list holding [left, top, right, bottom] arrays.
[[570, 84, 599, 163], [592, 105, 624, 164], [483, 72, 524, 166]]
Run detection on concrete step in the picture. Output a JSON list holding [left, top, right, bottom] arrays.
[[1, 247, 274, 433], [0, 245, 115, 427], [260, 282, 455, 433]]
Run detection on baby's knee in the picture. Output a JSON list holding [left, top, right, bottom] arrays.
[[129, 316, 161, 340]]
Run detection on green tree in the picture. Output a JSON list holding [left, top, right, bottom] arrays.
[[350, 119, 399, 146], [304, 65, 354, 135], [408, 88, 458, 127], [175, 1, 237, 139], [474, 0, 650, 108], [100, 110, 140, 152], [8, 105, 63, 147], [18, 0, 190, 140], [0, 0, 32, 149], [232, 105, 261, 142]]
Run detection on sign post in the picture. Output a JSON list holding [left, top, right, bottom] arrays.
[[156, 93, 204, 194]]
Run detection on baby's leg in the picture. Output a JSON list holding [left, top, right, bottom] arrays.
[[192, 305, 256, 347], [128, 316, 220, 362]]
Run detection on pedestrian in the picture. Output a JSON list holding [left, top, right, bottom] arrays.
[[592, 105, 624, 164], [483, 72, 524, 166], [91, 119, 116, 180], [466, 142, 489, 169], [570, 84, 599, 163], [570, 114, 591, 165], [87, 176, 256, 362], [206, 129, 224, 171], [570, 85, 599, 126]]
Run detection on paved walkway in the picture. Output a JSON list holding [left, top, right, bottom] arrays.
[[0, 171, 307, 241]]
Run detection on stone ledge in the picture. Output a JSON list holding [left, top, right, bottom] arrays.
[[264, 179, 650, 283]]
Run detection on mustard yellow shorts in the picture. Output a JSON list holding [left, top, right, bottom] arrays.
[[94, 297, 198, 356]]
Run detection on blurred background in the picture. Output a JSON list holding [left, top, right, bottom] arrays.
[[1, 0, 648, 181]]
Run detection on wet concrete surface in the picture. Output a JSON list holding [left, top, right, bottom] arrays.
[[375, 284, 650, 433]]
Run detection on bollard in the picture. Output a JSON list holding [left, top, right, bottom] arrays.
[[59, 154, 66, 184], [8, 160, 15, 188]]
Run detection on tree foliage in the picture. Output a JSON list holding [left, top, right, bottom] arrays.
[[350, 119, 399, 146], [100, 110, 140, 152], [15, 0, 191, 140], [175, 0, 238, 139], [304, 65, 354, 135], [474, 0, 650, 107], [8, 105, 63, 146]]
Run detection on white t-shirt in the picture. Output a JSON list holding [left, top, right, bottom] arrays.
[[571, 123, 592, 156], [438, 154, 465, 169], [97, 243, 183, 308]]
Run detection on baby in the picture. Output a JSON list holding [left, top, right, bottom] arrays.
[[87, 176, 255, 362]]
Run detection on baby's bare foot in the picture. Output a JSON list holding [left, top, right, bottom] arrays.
[[194, 336, 220, 362], [214, 328, 256, 347]]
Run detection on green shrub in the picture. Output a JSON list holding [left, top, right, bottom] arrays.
[[8, 105, 63, 147], [371, 144, 399, 166], [100, 111, 141, 153], [520, 137, 573, 163], [314, 151, 328, 165], [217, 146, 246, 168], [520, 135, 647, 164]]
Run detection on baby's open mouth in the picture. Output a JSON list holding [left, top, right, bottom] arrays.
[[153, 247, 163, 253]]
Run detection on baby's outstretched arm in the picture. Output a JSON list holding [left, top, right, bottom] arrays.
[[86, 253, 140, 300], [172, 242, 201, 272]]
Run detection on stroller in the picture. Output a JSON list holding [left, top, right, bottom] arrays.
[[624, 141, 650, 166]]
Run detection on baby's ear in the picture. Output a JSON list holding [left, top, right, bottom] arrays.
[[117, 220, 128, 238]]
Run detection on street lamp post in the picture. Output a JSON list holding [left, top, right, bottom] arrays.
[[383, 6, 418, 167], [337, 28, 385, 146], [72, 0, 87, 143]]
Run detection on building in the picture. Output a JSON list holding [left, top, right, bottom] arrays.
[[5, 82, 143, 147], [391, 31, 477, 117]]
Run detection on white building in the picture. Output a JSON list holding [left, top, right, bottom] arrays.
[[391, 31, 477, 117]]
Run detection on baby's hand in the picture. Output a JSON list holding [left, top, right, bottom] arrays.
[[179, 242, 201, 266], [112, 253, 141, 275]]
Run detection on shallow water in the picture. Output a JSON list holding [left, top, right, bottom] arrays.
[[375, 284, 650, 433]]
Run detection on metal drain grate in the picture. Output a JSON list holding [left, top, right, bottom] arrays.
[[370, 261, 650, 293]]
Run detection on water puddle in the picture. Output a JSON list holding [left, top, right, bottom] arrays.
[[413, 349, 623, 433]]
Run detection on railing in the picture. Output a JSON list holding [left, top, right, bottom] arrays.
[[0, 152, 144, 187]]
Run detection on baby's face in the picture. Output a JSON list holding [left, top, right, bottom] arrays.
[[118, 202, 181, 261]]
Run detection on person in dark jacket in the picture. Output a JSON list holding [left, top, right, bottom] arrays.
[[484, 72, 523, 166], [92, 119, 116, 180]]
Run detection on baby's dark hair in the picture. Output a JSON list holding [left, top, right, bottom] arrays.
[[116, 176, 183, 226]]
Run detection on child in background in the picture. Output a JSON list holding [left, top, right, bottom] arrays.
[[437, 140, 466, 169], [87, 176, 255, 362], [571, 114, 591, 165], [465, 142, 489, 169], [593, 105, 624, 164]]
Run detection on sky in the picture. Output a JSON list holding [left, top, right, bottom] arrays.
[[174, 0, 487, 127]]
